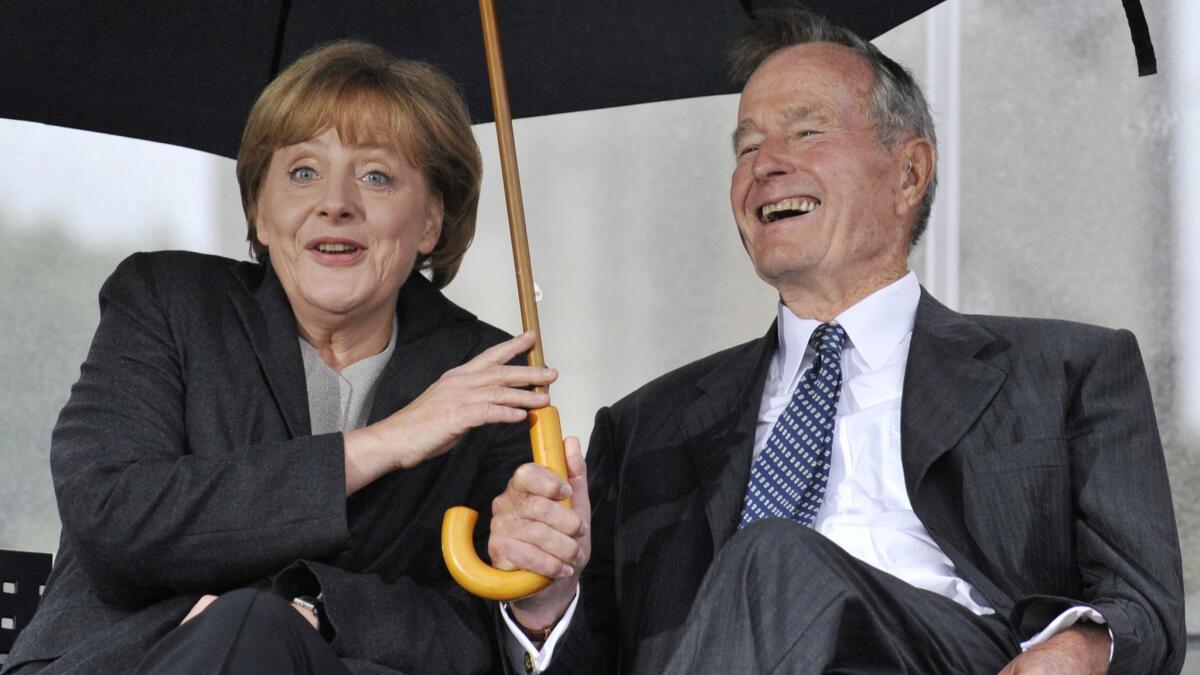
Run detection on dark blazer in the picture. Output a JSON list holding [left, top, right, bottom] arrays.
[[5, 251, 526, 675], [548, 290, 1184, 675]]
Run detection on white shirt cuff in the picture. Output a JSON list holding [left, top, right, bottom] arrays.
[[500, 586, 580, 674], [1018, 605, 1113, 662]]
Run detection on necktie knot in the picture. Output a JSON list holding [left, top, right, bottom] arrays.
[[810, 322, 848, 361]]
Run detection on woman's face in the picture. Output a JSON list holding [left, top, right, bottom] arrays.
[[256, 126, 442, 326]]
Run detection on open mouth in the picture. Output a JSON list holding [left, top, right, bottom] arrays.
[[758, 197, 820, 223], [311, 242, 362, 255]]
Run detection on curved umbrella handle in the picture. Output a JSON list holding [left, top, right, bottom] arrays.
[[441, 405, 572, 601]]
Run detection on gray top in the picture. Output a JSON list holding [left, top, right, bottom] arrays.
[[299, 316, 399, 434]]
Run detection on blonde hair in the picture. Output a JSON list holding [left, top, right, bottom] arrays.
[[236, 41, 482, 288]]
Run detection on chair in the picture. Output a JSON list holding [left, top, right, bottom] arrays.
[[0, 549, 52, 668]]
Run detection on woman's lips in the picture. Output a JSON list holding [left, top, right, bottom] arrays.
[[307, 240, 366, 266]]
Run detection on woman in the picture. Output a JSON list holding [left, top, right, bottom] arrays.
[[2, 41, 555, 674]]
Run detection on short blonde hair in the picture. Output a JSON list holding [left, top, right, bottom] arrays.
[[237, 41, 482, 288]]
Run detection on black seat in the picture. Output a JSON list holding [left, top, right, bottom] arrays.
[[0, 549, 52, 668]]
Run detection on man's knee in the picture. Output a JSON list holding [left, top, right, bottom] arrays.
[[728, 519, 843, 562]]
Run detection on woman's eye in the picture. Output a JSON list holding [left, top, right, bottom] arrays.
[[289, 166, 317, 182], [363, 170, 392, 186]]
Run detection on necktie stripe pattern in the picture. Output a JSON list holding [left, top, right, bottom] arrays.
[[740, 322, 848, 529]]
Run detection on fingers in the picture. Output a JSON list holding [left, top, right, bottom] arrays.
[[491, 461, 587, 575], [460, 331, 554, 374], [491, 522, 582, 577], [563, 437, 592, 523], [181, 594, 218, 624], [511, 461, 574, 503]]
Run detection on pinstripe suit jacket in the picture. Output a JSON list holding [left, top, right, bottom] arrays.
[[547, 290, 1184, 675], [5, 251, 525, 675]]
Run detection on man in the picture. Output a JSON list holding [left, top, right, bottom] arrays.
[[488, 9, 1184, 674]]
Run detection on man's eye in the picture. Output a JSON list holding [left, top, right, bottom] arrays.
[[289, 167, 317, 182], [798, 129, 821, 138], [363, 170, 392, 186], [737, 145, 759, 157]]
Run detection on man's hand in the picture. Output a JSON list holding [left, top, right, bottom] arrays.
[[999, 623, 1111, 675], [489, 436, 592, 633]]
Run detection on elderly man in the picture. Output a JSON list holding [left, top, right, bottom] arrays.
[[488, 8, 1184, 675]]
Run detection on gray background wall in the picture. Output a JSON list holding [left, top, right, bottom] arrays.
[[3, 0, 1197, 664]]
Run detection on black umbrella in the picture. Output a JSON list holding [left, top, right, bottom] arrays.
[[0, 0, 1157, 601], [5, 0, 1160, 162]]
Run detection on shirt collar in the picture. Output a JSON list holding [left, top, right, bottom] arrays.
[[775, 271, 920, 379]]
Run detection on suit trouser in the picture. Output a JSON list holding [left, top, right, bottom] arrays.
[[133, 588, 352, 675], [663, 520, 1021, 675]]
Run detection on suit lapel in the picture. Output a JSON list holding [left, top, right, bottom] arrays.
[[230, 263, 311, 438], [367, 273, 480, 422], [901, 291, 1005, 498], [682, 326, 776, 552]]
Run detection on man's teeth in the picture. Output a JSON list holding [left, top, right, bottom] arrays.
[[760, 197, 820, 222], [316, 243, 358, 253]]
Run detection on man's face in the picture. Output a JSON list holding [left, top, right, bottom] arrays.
[[730, 43, 913, 298]]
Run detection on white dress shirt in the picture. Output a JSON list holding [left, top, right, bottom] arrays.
[[506, 272, 1105, 672]]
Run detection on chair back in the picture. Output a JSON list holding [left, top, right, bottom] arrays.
[[0, 549, 52, 667]]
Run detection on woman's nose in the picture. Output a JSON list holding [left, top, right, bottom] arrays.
[[318, 174, 363, 222]]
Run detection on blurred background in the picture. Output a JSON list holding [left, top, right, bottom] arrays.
[[2, 0, 1197, 665]]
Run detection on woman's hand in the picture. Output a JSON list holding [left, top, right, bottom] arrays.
[[180, 593, 318, 630], [343, 332, 557, 495], [488, 436, 591, 633]]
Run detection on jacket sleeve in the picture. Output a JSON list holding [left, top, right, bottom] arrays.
[[541, 406, 621, 674], [272, 418, 529, 674], [50, 254, 351, 607], [1011, 329, 1185, 674]]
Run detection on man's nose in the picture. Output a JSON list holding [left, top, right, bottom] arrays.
[[751, 139, 794, 181], [318, 174, 363, 223]]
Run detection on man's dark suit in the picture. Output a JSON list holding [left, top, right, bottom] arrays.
[[4, 251, 525, 674], [548, 290, 1184, 674]]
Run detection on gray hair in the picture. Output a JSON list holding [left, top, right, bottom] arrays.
[[730, 8, 938, 247]]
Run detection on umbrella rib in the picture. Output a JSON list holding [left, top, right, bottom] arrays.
[[269, 0, 295, 78], [1121, 0, 1157, 77]]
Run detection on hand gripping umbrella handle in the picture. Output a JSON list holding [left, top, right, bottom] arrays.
[[441, 406, 572, 601]]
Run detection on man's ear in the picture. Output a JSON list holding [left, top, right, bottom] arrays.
[[418, 193, 444, 255], [896, 137, 936, 218]]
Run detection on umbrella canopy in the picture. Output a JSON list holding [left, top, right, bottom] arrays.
[[2, 0, 1011, 159]]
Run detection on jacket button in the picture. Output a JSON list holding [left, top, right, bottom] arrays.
[[523, 651, 535, 673]]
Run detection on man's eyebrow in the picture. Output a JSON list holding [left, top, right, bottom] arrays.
[[732, 121, 760, 152], [781, 105, 833, 125]]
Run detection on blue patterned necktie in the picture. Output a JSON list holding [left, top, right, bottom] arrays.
[[740, 322, 848, 529]]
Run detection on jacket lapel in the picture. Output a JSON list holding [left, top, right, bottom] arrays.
[[681, 326, 776, 552], [901, 290, 1006, 498], [367, 273, 481, 422], [230, 263, 311, 438]]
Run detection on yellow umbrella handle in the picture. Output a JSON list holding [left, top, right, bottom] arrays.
[[442, 406, 572, 601]]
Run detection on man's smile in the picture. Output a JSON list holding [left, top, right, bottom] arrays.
[[758, 196, 821, 223]]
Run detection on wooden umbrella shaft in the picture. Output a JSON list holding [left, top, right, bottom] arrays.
[[479, 0, 546, 381]]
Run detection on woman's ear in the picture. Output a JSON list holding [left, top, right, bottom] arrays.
[[418, 194, 444, 255]]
